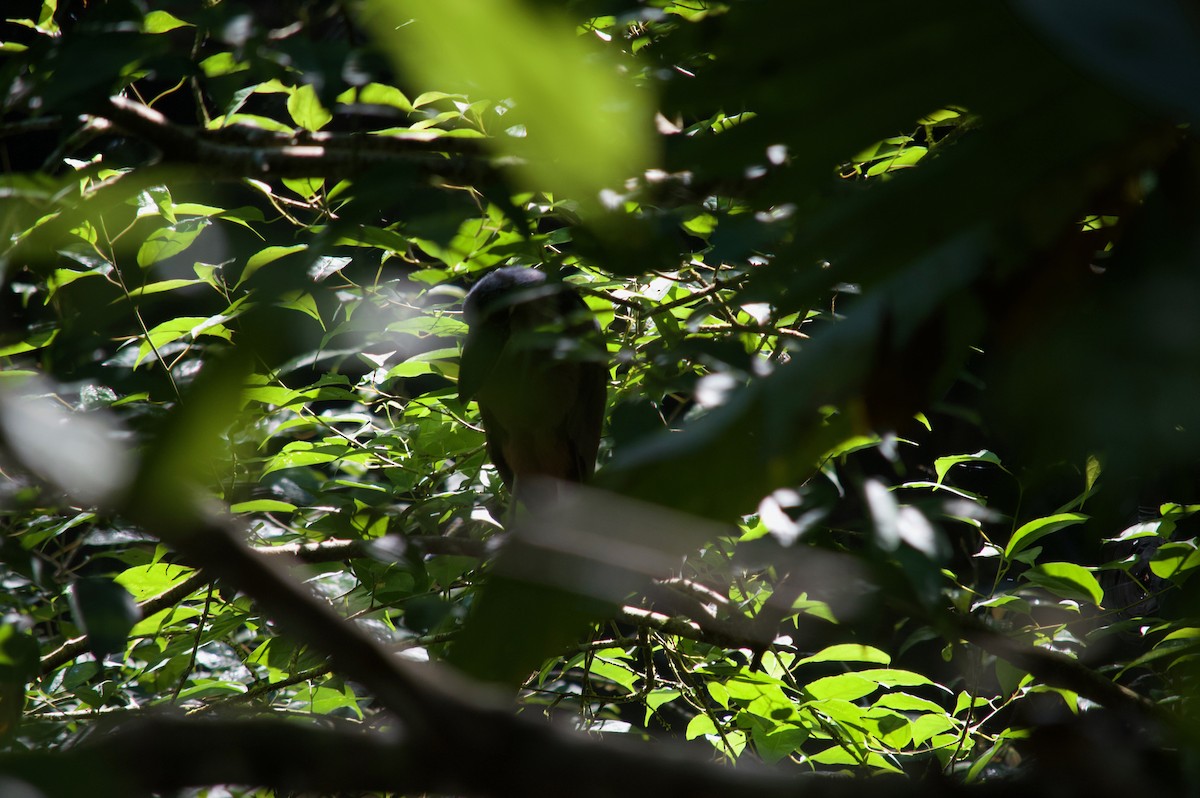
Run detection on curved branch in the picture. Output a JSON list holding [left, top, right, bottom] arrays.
[[955, 616, 1163, 722], [95, 96, 489, 179]]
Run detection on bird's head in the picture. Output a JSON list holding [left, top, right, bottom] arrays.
[[462, 267, 557, 328]]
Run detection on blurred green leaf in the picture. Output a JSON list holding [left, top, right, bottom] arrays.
[[363, 0, 654, 212]]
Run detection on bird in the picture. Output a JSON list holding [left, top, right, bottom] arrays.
[[458, 267, 607, 507]]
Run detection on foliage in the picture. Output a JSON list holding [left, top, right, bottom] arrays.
[[1, 1, 1199, 796]]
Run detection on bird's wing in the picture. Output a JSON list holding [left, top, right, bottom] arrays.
[[565, 358, 607, 482], [458, 322, 507, 402], [477, 403, 515, 489], [556, 288, 607, 482]]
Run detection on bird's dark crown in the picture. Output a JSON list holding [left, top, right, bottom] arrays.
[[463, 267, 561, 326]]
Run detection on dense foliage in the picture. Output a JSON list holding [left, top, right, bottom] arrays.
[[2, 1, 1200, 796]]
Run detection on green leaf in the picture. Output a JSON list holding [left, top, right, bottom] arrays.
[[685, 712, 717, 740], [210, 113, 294, 133], [644, 689, 681, 725], [130, 605, 201, 637], [263, 443, 348, 475], [287, 84, 333, 131], [0, 329, 58, 357], [124, 279, 205, 298], [229, 499, 297, 513], [995, 657, 1030, 697], [965, 741, 1004, 783], [721, 671, 788, 701], [136, 218, 210, 268], [1149, 542, 1200, 581], [283, 177, 324, 200], [1022, 562, 1104, 606], [243, 383, 303, 406], [872, 692, 946, 714], [753, 724, 809, 764], [308, 684, 361, 716], [345, 82, 415, 112], [910, 713, 956, 745], [918, 108, 962, 124], [933, 449, 1005, 484], [854, 668, 934, 688], [1024, 685, 1079, 714], [237, 244, 308, 287], [175, 680, 247, 701], [143, 10, 191, 33], [865, 145, 928, 175], [862, 708, 912, 748], [1160, 627, 1200, 643], [586, 658, 639, 692], [806, 745, 901, 773], [1161, 503, 1200, 518], [135, 316, 233, 367], [385, 361, 436, 380], [797, 644, 890, 666], [1107, 520, 1173, 543], [954, 693, 992, 716], [1004, 513, 1088, 560], [803, 673, 876, 702], [114, 563, 196, 601], [199, 52, 247, 77], [646, 689, 680, 712], [278, 292, 324, 325], [1085, 454, 1102, 495], [741, 684, 797, 722]]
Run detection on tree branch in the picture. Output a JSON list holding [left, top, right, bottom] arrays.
[[0, 711, 1168, 798], [94, 95, 488, 179], [955, 616, 1163, 722]]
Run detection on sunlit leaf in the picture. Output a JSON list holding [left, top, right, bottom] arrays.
[[287, 84, 333, 132], [803, 674, 876, 702], [1022, 562, 1104, 606], [798, 644, 891, 666], [1004, 513, 1088, 560], [136, 218, 210, 268], [114, 563, 196, 601]]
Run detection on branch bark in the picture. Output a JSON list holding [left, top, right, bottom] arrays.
[[95, 95, 489, 179], [0, 712, 1170, 798]]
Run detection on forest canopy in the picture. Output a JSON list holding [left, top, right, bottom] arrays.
[[2, 1, 1200, 796]]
